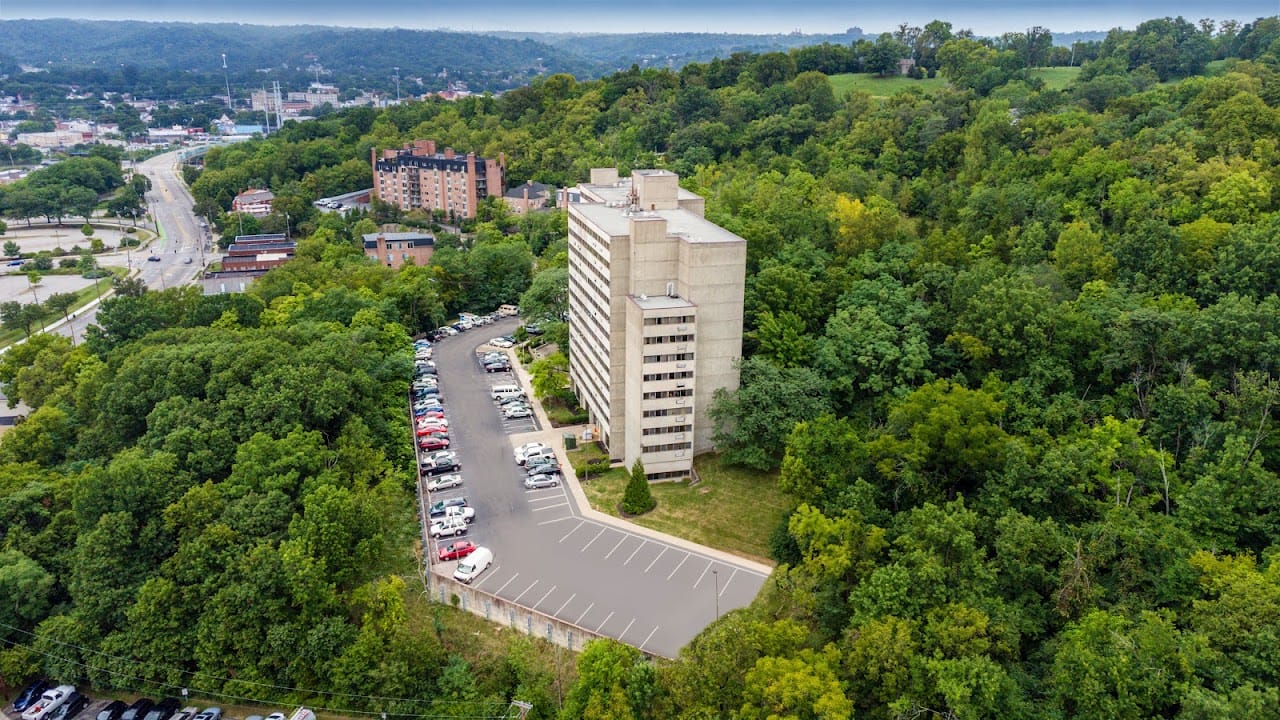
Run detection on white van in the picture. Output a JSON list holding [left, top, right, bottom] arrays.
[[491, 384, 525, 400], [453, 547, 493, 584]]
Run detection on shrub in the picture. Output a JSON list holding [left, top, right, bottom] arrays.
[[621, 459, 656, 515], [59, 258, 78, 269]]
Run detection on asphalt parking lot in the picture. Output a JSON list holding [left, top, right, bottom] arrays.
[[418, 317, 769, 658]]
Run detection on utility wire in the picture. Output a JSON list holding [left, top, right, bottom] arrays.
[[0, 622, 511, 715]]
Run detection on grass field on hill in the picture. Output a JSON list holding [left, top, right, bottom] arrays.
[[829, 72, 946, 98], [830, 66, 1084, 98], [1031, 66, 1082, 90]]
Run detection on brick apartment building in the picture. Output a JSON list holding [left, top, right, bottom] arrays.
[[371, 140, 505, 220], [363, 231, 435, 269]]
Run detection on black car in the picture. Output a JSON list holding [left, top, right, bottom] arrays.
[[121, 698, 154, 720], [12, 678, 50, 712], [484, 362, 511, 373], [47, 692, 89, 720], [422, 458, 461, 475], [526, 461, 561, 476], [96, 700, 127, 720], [141, 699, 180, 720]]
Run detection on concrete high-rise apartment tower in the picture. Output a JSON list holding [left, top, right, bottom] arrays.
[[566, 168, 746, 480], [371, 140, 505, 220]]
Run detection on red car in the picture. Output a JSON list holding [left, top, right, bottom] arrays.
[[419, 435, 451, 450], [438, 540, 477, 562], [416, 424, 449, 437]]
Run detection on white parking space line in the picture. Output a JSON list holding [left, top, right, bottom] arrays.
[[640, 625, 660, 652], [538, 516, 574, 526], [665, 553, 690, 581], [719, 567, 739, 597], [644, 547, 668, 573], [512, 580, 539, 604], [605, 535, 629, 559], [533, 502, 570, 511], [575, 602, 595, 625], [560, 520, 585, 543], [555, 593, 577, 616], [473, 565, 501, 588], [595, 611, 615, 633], [494, 572, 520, 596], [619, 617, 636, 641], [694, 560, 714, 589], [580, 527, 607, 552], [532, 585, 557, 610], [624, 539, 649, 566]]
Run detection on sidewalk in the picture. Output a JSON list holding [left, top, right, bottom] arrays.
[[502, 344, 774, 576]]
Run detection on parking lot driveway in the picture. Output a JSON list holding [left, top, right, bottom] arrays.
[[423, 318, 770, 658]]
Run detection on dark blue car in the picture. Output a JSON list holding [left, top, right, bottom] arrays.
[[12, 679, 50, 712]]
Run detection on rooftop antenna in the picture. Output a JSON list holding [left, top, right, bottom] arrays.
[[221, 53, 233, 111]]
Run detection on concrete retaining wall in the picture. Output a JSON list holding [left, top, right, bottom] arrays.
[[426, 567, 620, 656]]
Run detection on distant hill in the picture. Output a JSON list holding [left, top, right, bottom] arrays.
[[0, 19, 604, 92], [490, 29, 868, 70]]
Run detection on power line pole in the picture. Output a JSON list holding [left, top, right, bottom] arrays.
[[221, 53, 233, 111], [393, 66, 401, 103]]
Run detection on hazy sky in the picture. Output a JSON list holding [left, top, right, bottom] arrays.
[[2, 0, 1276, 35]]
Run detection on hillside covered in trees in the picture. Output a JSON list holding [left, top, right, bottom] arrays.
[[5, 13, 1280, 719]]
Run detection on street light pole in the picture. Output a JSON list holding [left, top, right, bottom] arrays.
[[712, 569, 720, 619]]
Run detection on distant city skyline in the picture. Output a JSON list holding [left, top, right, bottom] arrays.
[[3, 0, 1276, 36]]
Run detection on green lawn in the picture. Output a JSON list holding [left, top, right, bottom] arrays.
[[829, 72, 947, 99], [579, 453, 791, 565], [1031, 66, 1081, 90]]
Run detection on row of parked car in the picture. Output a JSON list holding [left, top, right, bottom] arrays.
[[409, 337, 493, 584], [7, 681, 271, 720], [514, 441, 563, 489]]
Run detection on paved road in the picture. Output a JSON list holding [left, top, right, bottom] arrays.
[[39, 150, 213, 344], [422, 319, 770, 658]]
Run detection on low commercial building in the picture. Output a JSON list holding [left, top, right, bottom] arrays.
[[231, 188, 274, 216], [363, 231, 435, 269], [566, 168, 746, 480]]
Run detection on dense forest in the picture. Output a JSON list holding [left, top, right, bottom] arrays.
[[6, 13, 1280, 719]]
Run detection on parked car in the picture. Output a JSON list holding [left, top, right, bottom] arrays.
[[191, 709, 221, 720], [428, 497, 469, 517], [416, 426, 449, 438], [504, 405, 533, 419], [168, 707, 199, 720], [485, 361, 511, 373], [22, 685, 75, 720], [523, 446, 557, 466], [429, 515, 469, 538], [523, 323, 543, 335], [120, 698, 153, 720], [142, 699, 179, 720], [526, 458, 561, 476], [426, 474, 463, 492], [453, 546, 494, 583], [441, 505, 476, 523], [488, 337, 514, 348], [418, 435, 451, 451], [94, 701, 126, 720], [263, 713, 286, 720], [13, 679, 51, 712], [146, 256, 161, 262], [437, 540, 477, 561], [45, 693, 88, 720], [524, 473, 561, 489], [422, 450, 457, 465], [514, 442, 548, 464], [422, 456, 460, 475]]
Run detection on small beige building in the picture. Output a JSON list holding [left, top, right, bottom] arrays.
[[566, 168, 746, 480]]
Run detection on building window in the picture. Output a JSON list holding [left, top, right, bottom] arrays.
[[643, 353, 694, 363], [642, 425, 692, 436], [642, 441, 692, 453], [642, 389, 693, 400], [642, 371, 694, 382], [644, 334, 695, 345], [642, 407, 692, 418], [642, 315, 695, 326]]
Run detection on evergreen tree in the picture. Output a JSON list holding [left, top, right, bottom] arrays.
[[622, 459, 655, 515]]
